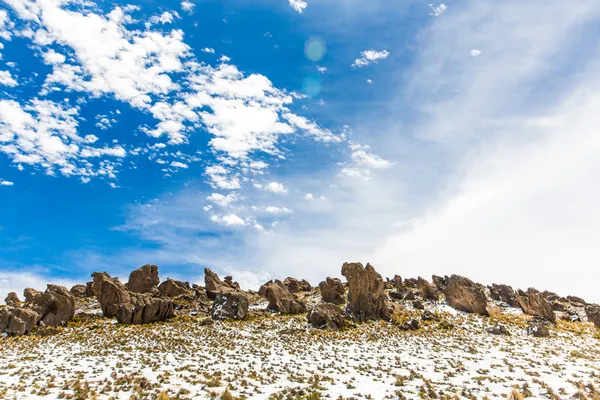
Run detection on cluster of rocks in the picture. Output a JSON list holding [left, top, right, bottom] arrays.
[[3, 261, 600, 338]]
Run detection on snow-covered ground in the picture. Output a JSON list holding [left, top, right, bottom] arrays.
[[1, 302, 599, 399]]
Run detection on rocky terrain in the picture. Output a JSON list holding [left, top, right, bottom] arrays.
[[1, 263, 599, 399]]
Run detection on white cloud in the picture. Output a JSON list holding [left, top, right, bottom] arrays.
[[207, 192, 238, 207], [429, 3, 447, 17], [0, 179, 14, 186], [289, 0, 308, 14], [202, 47, 215, 54], [470, 49, 482, 57], [211, 213, 246, 226], [42, 49, 66, 65], [181, 1, 195, 14], [351, 49, 390, 68], [367, 79, 373, 84], [304, 193, 314, 200], [265, 206, 292, 214], [0, 70, 17, 87], [147, 11, 177, 26], [317, 66, 327, 73], [170, 161, 188, 169], [264, 181, 288, 194]]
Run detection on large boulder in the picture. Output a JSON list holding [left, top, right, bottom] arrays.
[[307, 303, 346, 331], [489, 284, 520, 308], [0, 307, 40, 336], [527, 321, 550, 337], [70, 285, 87, 298], [5, 292, 20, 307], [585, 304, 600, 328], [319, 277, 346, 305], [205, 269, 238, 300], [417, 277, 440, 301], [341, 262, 391, 322], [211, 293, 248, 320], [126, 264, 160, 294], [283, 277, 312, 293], [516, 288, 556, 323], [442, 275, 489, 316], [23, 288, 40, 303], [29, 285, 75, 327], [85, 282, 94, 297], [262, 280, 306, 314], [567, 296, 586, 307], [93, 272, 174, 324], [158, 278, 191, 298]]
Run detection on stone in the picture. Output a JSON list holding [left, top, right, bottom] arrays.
[[205, 269, 237, 299], [283, 277, 312, 293], [527, 322, 550, 337], [158, 278, 191, 298], [488, 324, 510, 336], [392, 275, 404, 293], [417, 277, 440, 301], [307, 303, 346, 331], [516, 288, 556, 323], [262, 280, 306, 314], [23, 288, 40, 303], [85, 282, 94, 297], [400, 319, 420, 331], [29, 285, 75, 327], [585, 304, 600, 328], [412, 300, 425, 310], [489, 284, 520, 308], [126, 264, 160, 294], [70, 285, 87, 298], [0, 307, 40, 337], [211, 293, 248, 320], [319, 277, 346, 305], [432, 275, 446, 289], [442, 275, 489, 316], [223, 276, 241, 290], [200, 317, 215, 326], [5, 292, 20, 307], [341, 262, 391, 322], [567, 296, 586, 307]]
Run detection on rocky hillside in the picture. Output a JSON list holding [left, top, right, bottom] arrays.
[[1, 263, 599, 399]]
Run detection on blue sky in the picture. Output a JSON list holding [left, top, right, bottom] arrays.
[[2, 0, 600, 302]]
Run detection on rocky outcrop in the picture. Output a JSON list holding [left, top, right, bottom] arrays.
[[126, 264, 160, 294], [283, 277, 312, 293], [319, 277, 345, 305], [158, 278, 190, 298], [0, 307, 40, 336], [93, 272, 174, 324], [307, 303, 346, 331], [5, 292, 20, 306], [205, 269, 241, 300], [432, 275, 446, 289], [417, 277, 440, 301], [85, 282, 94, 297], [585, 304, 600, 328], [442, 275, 489, 316], [341, 262, 391, 322], [516, 288, 556, 323], [29, 285, 76, 327], [489, 284, 520, 308], [261, 280, 306, 314], [567, 296, 586, 307], [23, 288, 40, 303], [70, 285, 87, 298], [527, 321, 550, 337], [223, 276, 240, 290], [211, 293, 248, 320]]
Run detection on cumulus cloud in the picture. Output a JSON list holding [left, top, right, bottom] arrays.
[[0, 70, 17, 86], [470, 49, 482, 57], [351, 49, 390, 68], [289, 0, 307, 14], [181, 1, 195, 14], [0, 179, 14, 186], [429, 3, 447, 17], [263, 182, 288, 194]]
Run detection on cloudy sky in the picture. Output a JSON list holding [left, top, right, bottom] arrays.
[[1, 0, 599, 302]]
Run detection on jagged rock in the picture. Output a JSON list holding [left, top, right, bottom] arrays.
[[542, 291, 560, 303], [283, 277, 312, 293], [585, 304, 600, 328], [404, 278, 418, 289], [23, 288, 40, 303], [319, 277, 345, 305], [307, 303, 346, 331], [488, 324, 510, 336], [93, 272, 174, 324], [200, 317, 215, 326], [489, 284, 520, 308], [392, 275, 404, 292], [205, 269, 237, 299], [85, 282, 94, 297], [29, 285, 75, 327], [400, 319, 420, 331], [126, 264, 160, 294], [5, 292, 20, 307], [0, 307, 40, 336], [412, 300, 424, 310], [567, 296, 586, 307], [432, 275, 446, 289], [442, 275, 489, 316], [516, 288, 556, 323], [211, 293, 248, 320], [70, 285, 87, 298], [417, 277, 440, 301], [261, 280, 306, 314], [527, 321, 550, 337], [223, 276, 240, 290], [341, 262, 391, 322], [159, 278, 190, 298], [551, 301, 566, 312], [389, 291, 404, 300], [403, 292, 416, 301]]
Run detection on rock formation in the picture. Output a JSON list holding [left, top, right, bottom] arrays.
[[283, 277, 312, 293], [261, 280, 306, 314], [585, 304, 600, 328], [205, 269, 242, 299], [70, 285, 87, 298], [0, 307, 40, 336], [126, 264, 160, 294], [319, 277, 345, 305], [516, 288, 556, 323], [489, 284, 520, 308], [417, 277, 440, 301], [5, 292, 20, 307], [341, 262, 391, 322], [158, 278, 191, 298], [23, 288, 40, 303], [307, 303, 346, 330], [442, 275, 489, 316], [93, 272, 174, 324], [211, 293, 248, 320]]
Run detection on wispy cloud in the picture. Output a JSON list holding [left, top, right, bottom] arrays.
[[351, 49, 390, 68]]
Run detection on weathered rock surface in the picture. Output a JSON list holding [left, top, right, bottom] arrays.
[[126, 264, 160, 294], [284, 277, 312, 293], [516, 288, 556, 323], [319, 277, 346, 305], [307, 303, 346, 331], [567, 296, 586, 307], [5, 292, 20, 307], [211, 293, 248, 320], [29, 285, 76, 327], [488, 324, 510, 336], [585, 304, 600, 328], [205, 269, 239, 299], [527, 321, 550, 337], [70, 285, 87, 298], [23, 288, 40, 303], [341, 262, 391, 322], [0, 307, 40, 336], [261, 280, 306, 314], [159, 278, 190, 298], [417, 277, 440, 301], [85, 282, 94, 297], [93, 272, 174, 324], [442, 275, 489, 316], [489, 284, 520, 308]]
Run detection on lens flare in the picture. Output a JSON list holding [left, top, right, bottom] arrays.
[[304, 37, 326, 62], [302, 76, 322, 97]]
